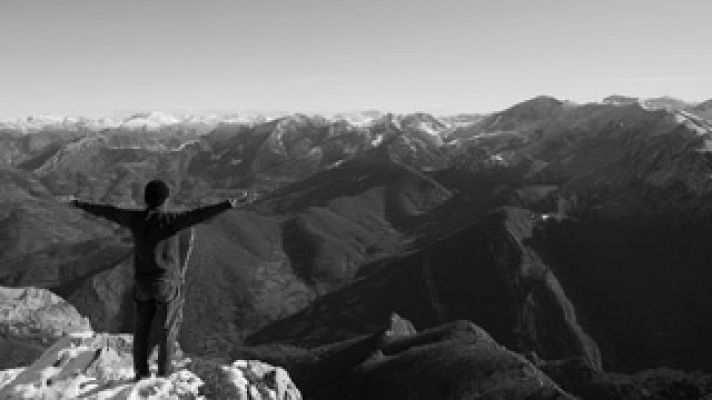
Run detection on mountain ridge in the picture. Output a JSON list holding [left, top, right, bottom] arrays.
[[3, 94, 712, 398]]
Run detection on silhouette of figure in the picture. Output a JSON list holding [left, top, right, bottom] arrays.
[[70, 179, 246, 380]]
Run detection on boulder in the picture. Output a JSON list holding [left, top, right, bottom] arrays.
[[382, 312, 417, 341], [191, 358, 301, 400], [0, 286, 91, 369], [0, 286, 91, 338]]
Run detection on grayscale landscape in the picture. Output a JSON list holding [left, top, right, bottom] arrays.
[[1, 1, 711, 399]]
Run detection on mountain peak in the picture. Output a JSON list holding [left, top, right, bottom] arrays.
[[602, 94, 640, 106], [475, 96, 565, 133], [505, 96, 564, 114]]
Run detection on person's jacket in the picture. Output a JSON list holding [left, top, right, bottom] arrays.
[[72, 200, 231, 300]]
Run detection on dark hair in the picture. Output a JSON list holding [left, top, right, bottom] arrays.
[[144, 179, 169, 208]]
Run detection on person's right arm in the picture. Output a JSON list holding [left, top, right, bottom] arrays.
[[71, 199, 133, 227]]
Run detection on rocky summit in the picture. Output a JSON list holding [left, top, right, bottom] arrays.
[[0, 287, 572, 400], [0, 331, 302, 400], [2, 96, 712, 398]]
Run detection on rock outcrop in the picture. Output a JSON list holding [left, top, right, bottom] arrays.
[[0, 286, 91, 369], [190, 359, 301, 400], [0, 331, 302, 400], [283, 315, 575, 400], [347, 320, 574, 400]]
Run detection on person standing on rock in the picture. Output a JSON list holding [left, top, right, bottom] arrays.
[[69, 179, 248, 380]]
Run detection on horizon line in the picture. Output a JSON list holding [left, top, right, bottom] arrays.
[[1, 93, 709, 121]]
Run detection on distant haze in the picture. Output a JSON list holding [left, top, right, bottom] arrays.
[[1, 0, 710, 119]]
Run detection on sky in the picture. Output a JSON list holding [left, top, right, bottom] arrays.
[[1, 0, 711, 118]]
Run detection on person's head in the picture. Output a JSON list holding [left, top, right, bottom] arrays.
[[144, 179, 169, 208]]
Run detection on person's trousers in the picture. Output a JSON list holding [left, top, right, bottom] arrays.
[[133, 286, 181, 377]]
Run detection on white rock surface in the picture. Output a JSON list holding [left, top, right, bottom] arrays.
[[0, 286, 91, 339], [0, 332, 301, 400], [190, 358, 302, 400]]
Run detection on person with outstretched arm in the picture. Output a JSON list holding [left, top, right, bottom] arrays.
[[69, 179, 248, 380]]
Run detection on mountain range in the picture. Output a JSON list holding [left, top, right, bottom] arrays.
[[1, 94, 712, 399]]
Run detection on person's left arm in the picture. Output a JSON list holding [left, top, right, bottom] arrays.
[[165, 201, 232, 234], [165, 194, 250, 234]]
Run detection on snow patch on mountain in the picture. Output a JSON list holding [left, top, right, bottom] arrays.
[[120, 111, 182, 130], [327, 111, 386, 127], [371, 134, 384, 147], [438, 113, 485, 128], [673, 110, 712, 152], [414, 120, 442, 136], [0, 116, 119, 133], [0, 111, 288, 134], [603, 95, 698, 111], [173, 139, 202, 152], [675, 110, 712, 135]]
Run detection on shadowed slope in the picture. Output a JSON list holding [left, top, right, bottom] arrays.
[[248, 208, 600, 372]]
